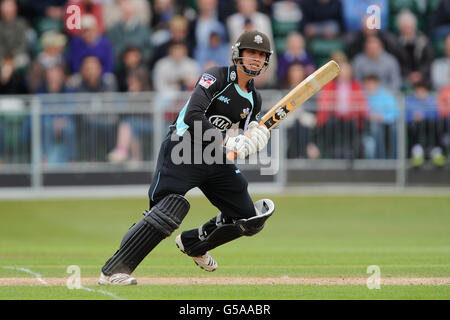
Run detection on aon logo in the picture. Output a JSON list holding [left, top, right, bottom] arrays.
[[209, 115, 232, 131]]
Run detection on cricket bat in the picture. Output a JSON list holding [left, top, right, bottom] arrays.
[[227, 60, 341, 160]]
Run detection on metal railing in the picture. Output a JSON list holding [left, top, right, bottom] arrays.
[[0, 90, 449, 189]]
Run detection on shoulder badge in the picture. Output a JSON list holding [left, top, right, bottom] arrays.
[[198, 73, 217, 89]]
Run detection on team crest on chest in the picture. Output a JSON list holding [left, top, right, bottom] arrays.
[[240, 108, 250, 119]]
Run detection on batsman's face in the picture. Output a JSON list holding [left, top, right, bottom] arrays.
[[241, 49, 267, 72]]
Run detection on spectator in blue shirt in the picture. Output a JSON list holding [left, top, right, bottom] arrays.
[[194, 28, 229, 71], [405, 81, 444, 167], [363, 74, 399, 159]]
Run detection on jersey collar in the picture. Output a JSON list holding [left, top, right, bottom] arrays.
[[229, 65, 255, 91]]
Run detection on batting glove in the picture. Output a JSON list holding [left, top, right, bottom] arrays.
[[224, 134, 257, 159], [247, 121, 270, 151]]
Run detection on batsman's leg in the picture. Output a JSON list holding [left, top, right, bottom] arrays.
[[176, 198, 275, 271], [99, 194, 190, 285]]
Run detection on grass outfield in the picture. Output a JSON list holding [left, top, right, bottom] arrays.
[[0, 194, 449, 300]]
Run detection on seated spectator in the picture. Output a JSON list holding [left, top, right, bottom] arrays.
[[429, 0, 450, 39], [396, 10, 434, 89], [26, 31, 67, 94], [67, 14, 114, 74], [316, 61, 368, 159], [406, 81, 444, 167], [116, 46, 150, 92], [277, 32, 315, 85], [352, 35, 402, 92], [189, 0, 227, 50], [69, 55, 117, 92], [226, 0, 273, 45], [194, 28, 230, 71], [152, 41, 199, 94], [103, 0, 151, 30], [362, 74, 399, 159], [226, 0, 277, 88], [0, 53, 27, 94], [70, 56, 118, 161], [299, 0, 344, 39], [345, 15, 404, 62], [36, 31, 67, 70], [283, 62, 307, 90], [108, 68, 153, 165], [106, 0, 153, 65], [0, 0, 30, 69], [66, 0, 105, 35], [151, 0, 176, 45], [149, 15, 193, 70], [437, 85, 450, 159], [0, 26, 29, 162], [38, 64, 77, 165], [26, 58, 46, 94], [341, 0, 389, 32], [431, 34, 450, 90]]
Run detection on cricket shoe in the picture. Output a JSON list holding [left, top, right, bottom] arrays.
[[98, 272, 137, 285], [175, 234, 218, 272]]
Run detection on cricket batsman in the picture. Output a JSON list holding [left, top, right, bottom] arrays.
[[99, 30, 276, 285]]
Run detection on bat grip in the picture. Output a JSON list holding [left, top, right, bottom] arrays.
[[226, 121, 267, 161], [226, 151, 238, 161]]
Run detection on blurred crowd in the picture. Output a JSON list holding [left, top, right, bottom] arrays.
[[0, 0, 449, 167]]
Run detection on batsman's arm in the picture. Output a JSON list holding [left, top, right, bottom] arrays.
[[226, 60, 340, 160]]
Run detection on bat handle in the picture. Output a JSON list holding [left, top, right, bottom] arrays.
[[226, 121, 267, 161], [226, 151, 238, 161]]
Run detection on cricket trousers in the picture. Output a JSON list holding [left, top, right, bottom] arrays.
[[148, 131, 257, 255]]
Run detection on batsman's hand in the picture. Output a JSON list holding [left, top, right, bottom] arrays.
[[224, 134, 257, 159], [247, 121, 270, 151]]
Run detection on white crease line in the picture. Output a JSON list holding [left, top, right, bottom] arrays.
[[3, 266, 49, 286], [3, 266, 125, 300], [78, 286, 125, 300]]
